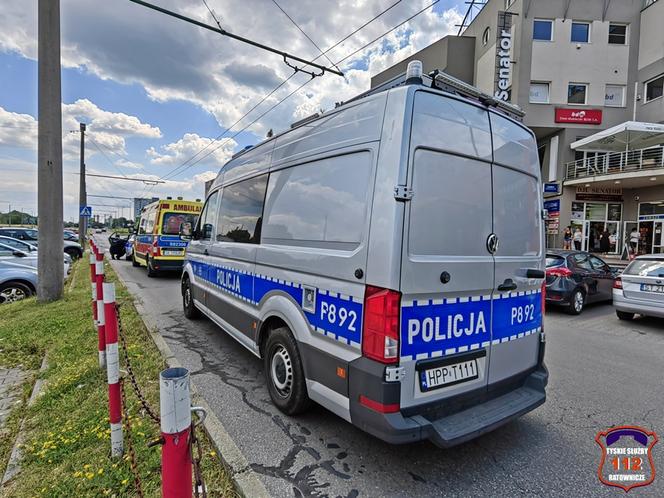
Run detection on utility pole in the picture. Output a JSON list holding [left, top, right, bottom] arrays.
[[78, 122, 87, 250], [37, 0, 64, 301]]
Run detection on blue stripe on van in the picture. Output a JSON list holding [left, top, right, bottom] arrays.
[[401, 290, 542, 361], [187, 258, 362, 348]]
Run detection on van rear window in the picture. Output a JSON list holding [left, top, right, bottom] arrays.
[[162, 212, 198, 235]]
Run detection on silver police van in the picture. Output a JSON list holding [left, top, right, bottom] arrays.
[[181, 62, 548, 447]]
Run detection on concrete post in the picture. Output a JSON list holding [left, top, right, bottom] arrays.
[[37, 0, 64, 302], [78, 122, 87, 251]]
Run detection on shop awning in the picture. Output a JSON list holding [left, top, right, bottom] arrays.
[[571, 121, 664, 152]]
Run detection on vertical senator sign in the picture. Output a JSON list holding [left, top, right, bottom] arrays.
[[494, 11, 514, 101]]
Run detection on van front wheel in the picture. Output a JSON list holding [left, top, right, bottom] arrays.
[[264, 327, 311, 415], [182, 276, 201, 319]]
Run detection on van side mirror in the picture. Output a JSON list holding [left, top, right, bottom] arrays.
[[180, 222, 193, 240]]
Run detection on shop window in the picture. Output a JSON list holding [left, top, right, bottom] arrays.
[[571, 22, 590, 43], [645, 75, 664, 103], [533, 19, 553, 41], [604, 85, 625, 107], [608, 24, 627, 44], [585, 203, 606, 221], [529, 82, 550, 103], [608, 204, 622, 221], [568, 83, 588, 104]]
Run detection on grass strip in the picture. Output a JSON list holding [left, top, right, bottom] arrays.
[[0, 256, 237, 497]]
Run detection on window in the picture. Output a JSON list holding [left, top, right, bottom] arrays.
[[161, 212, 198, 235], [263, 152, 372, 248], [23, 229, 38, 241], [145, 212, 156, 234], [137, 217, 147, 235], [505, 0, 516, 9], [529, 82, 550, 103], [604, 84, 625, 107], [571, 22, 590, 43], [216, 175, 268, 244], [533, 19, 553, 41], [645, 75, 664, 103], [572, 254, 592, 270], [197, 191, 219, 241], [482, 27, 491, 46], [589, 255, 609, 271], [608, 23, 627, 44], [568, 83, 588, 104]]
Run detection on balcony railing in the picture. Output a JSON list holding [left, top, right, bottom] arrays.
[[564, 146, 664, 180]]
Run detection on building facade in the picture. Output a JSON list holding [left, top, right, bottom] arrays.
[[372, 0, 664, 255], [133, 197, 159, 220]]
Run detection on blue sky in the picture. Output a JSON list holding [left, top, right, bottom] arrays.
[[0, 0, 467, 221]]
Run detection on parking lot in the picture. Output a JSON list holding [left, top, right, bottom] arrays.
[[97, 236, 664, 498]]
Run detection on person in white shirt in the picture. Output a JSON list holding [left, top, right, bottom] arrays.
[[573, 227, 583, 251], [629, 229, 640, 254]]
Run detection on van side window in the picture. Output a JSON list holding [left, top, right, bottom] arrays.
[[145, 212, 156, 234], [138, 217, 147, 235], [216, 175, 268, 243], [198, 191, 219, 241], [262, 152, 372, 249]]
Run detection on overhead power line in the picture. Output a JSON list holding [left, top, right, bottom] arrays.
[[73, 172, 165, 184], [164, 0, 439, 178], [127, 0, 343, 77], [158, 0, 405, 182], [269, 0, 341, 75], [87, 135, 132, 179]]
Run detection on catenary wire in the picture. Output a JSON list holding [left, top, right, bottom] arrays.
[[158, 0, 405, 182]]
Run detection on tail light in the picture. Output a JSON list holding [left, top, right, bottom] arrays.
[[613, 277, 622, 289], [362, 286, 400, 364], [152, 239, 160, 256], [546, 267, 572, 278]]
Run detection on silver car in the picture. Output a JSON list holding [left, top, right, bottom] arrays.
[[181, 65, 547, 448], [613, 254, 664, 320]]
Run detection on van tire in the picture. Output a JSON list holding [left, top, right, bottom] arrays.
[[146, 257, 158, 278], [567, 289, 585, 315], [182, 276, 201, 319], [132, 253, 140, 267], [264, 327, 311, 415]]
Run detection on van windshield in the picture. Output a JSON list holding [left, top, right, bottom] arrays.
[[161, 212, 199, 235]]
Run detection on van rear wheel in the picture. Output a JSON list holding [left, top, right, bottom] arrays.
[[146, 257, 158, 278], [264, 327, 311, 415]]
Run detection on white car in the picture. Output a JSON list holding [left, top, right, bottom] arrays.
[[0, 242, 70, 275], [613, 254, 664, 320]]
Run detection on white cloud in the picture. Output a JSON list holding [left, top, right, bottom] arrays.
[[0, 108, 38, 148], [147, 133, 237, 168]]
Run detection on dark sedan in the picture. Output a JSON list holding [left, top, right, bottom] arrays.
[[545, 250, 618, 314]]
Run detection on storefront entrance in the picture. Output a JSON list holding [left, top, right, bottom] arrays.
[[570, 202, 622, 254], [637, 201, 664, 254]]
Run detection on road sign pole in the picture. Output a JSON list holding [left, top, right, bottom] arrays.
[[78, 122, 87, 251]]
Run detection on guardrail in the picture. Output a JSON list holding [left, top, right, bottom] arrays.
[[565, 146, 664, 180]]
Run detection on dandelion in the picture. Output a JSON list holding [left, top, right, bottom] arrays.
[[84, 464, 91, 470], [98, 468, 104, 475], [86, 472, 94, 479], [122, 479, 128, 485], [209, 451, 217, 457]]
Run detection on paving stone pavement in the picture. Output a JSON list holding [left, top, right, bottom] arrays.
[[0, 367, 28, 429]]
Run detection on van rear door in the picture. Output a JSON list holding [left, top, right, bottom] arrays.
[[399, 91, 495, 408], [487, 112, 544, 385]]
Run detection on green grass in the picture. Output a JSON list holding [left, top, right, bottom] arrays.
[[0, 256, 237, 497]]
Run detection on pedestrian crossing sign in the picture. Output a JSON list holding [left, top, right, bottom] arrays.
[[80, 205, 92, 217]]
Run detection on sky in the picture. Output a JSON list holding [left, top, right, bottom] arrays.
[[0, 0, 468, 222]]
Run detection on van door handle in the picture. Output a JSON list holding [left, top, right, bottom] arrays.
[[204, 249, 209, 256], [497, 278, 517, 292]]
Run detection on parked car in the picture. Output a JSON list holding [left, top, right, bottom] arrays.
[[124, 234, 135, 261], [95, 228, 103, 234], [0, 234, 72, 265], [64, 230, 79, 242], [613, 254, 664, 320], [0, 228, 83, 259], [545, 250, 617, 314], [0, 242, 70, 275], [0, 263, 38, 304]]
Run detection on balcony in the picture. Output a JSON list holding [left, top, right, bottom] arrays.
[[565, 146, 664, 181]]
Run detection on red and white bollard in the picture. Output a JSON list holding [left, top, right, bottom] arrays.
[[89, 251, 98, 325], [95, 252, 106, 368], [160, 368, 195, 498], [103, 282, 123, 457]]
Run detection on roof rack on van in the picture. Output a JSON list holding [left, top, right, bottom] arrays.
[[290, 113, 320, 129]]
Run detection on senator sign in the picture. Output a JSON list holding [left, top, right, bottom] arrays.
[[494, 12, 514, 102], [555, 108, 602, 124]]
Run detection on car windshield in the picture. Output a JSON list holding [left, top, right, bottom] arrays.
[[162, 212, 198, 235], [546, 255, 565, 267], [624, 259, 664, 277], [0, 237, 33, 251]]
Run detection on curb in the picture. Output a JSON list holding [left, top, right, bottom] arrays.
[[107, 251, 270, 498], [2, 356, 49, 486]]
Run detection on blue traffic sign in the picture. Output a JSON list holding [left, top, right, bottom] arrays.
[[79, 205, 92, 217]]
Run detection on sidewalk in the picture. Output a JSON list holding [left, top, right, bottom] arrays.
[[0, 367, 28, 430]]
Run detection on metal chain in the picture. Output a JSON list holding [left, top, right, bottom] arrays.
[[191, 421, 207, 498], [120, 378, 144, 498], [116, 303, 161, 424]]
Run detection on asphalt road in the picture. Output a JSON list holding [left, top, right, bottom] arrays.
[[97, 237, 664, 497]]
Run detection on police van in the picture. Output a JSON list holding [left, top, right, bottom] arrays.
[[134, 197, 202, 277], [181, 62, 548, 447]]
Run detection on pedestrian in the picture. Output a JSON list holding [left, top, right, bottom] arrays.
[[563, 226, 572, 250], [629, 227, 640, 255], [573, 226, 583, 251], [599, 228, 611, 254]]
